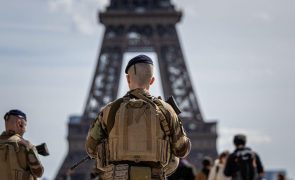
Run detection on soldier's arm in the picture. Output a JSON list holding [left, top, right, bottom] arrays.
[[85, 106, 110, 158], [164, 103, 191, 158], [20, 139, 44, 177], [85, 115, 106, 158]]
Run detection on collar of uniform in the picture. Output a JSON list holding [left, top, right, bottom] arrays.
[[1, 130, 18, 137], [128, 88, 151, 97]]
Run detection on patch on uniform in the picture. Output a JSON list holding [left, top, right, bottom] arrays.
[[28, 153, 37, 163], [90, 124, 102, 140]]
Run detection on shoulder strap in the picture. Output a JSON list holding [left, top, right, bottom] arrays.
[[153, 99, 172, 137], [106, 98, 124, 134]]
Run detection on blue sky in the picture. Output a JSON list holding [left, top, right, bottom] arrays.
[[0, 0, 295, 179]]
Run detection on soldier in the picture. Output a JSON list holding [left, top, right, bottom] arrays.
[[86, 54, 191, 180], [0, 109, 44, 180]]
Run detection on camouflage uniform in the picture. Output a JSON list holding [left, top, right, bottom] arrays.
[[86, 88, 191, 179], [0, 131, 44, 180]]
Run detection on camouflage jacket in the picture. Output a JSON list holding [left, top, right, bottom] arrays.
[[85, 88, 191, 160], [0, 131, 44, 179]]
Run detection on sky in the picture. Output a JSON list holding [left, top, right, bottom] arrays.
[[0, 0, 295, 179]]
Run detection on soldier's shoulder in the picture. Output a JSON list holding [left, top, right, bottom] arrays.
[[8, 133, 22, 142], [0, 133, 20, 143], [19, 138, 34, 150], [154, 98, 176, 115], [100, 98, 124, 114]]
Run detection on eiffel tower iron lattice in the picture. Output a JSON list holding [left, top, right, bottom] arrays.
[[55, 0, 217, 179]]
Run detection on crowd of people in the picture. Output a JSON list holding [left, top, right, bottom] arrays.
[[168, 134, 266, 180]]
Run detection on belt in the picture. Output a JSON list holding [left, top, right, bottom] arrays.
[[99, 164, 166, 180]]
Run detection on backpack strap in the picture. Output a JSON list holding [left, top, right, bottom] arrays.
[[152, 99, 172, 137], [106, 98, 124, 134]]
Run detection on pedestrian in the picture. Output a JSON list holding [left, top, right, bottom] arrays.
[[277, 173, 286, 180], [195, 156, 213, 180], [224, 134, 264, 180], [168, 158, 195, 180], [208, 151, 231, 180]]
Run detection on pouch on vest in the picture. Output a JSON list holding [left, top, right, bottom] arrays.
[[0, 136, 33, 180], [130, 166, 151, 180], [108, 98, 169, 165]]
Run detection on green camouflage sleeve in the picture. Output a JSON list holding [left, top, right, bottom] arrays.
[[85, 106, 110, 158], [162, 102, 191, 158], [20, 139, 44, 178], [27, 146, 44, 177]]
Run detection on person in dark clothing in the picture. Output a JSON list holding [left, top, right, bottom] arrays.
[[224, 134, 264, 180], [195, 156, 213, 180], [168, 158, 195, 180], [277, 173, 286, 180]]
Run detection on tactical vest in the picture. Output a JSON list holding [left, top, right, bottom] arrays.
[[0, 134, 35, 180], [108, 96, 170, 167]]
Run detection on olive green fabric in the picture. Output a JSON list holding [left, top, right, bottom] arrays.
[[130, 166, 151, 180]]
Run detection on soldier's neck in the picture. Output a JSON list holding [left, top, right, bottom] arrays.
[[129, 86, 150, 91], [4, 130, 18, 136]]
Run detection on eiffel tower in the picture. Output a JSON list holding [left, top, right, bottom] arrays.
[[55, 0, 217, 179]]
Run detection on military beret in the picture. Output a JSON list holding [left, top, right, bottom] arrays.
[[125, 54, 153, 74], [4, 109, 27, 121]]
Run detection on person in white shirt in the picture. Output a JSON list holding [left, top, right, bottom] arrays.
[[208, 151, 231, 180]]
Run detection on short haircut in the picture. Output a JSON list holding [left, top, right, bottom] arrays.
[[233, 134, 247, 146], [219, 150, 229, 160], [128, 63, 154, 86], [202, 156, 212, 166]]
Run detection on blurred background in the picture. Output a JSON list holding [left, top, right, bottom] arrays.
[[0, 0, 294, 179]]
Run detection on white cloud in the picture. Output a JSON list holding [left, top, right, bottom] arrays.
[[218, 127, 272, 151], [48, 0, 108, 35]]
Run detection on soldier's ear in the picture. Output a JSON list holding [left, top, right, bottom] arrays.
[[126, 74, 131, 84], [150, 77, 155, 85], [16, 119, 23, 128]]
